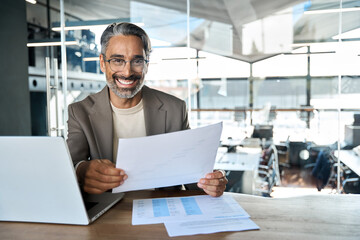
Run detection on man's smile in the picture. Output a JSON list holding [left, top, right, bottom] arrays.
[[116, 78, 135, 86], [113, 74, 140, 88]]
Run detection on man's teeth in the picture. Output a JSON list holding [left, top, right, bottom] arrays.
[[117, 79, 134, 85]]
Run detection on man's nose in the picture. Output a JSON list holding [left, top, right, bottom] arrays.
[[121, 61, 133, 76]]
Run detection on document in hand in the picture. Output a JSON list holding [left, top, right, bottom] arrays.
[[112, 122, 223, 193]]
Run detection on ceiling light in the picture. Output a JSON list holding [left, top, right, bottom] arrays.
[[332, 28, 360, 40], [83, 57, 99, 62], [304, 7, 360, 15], [27, 40, 78, 47], [52, 23, 144, 31], [52, 24, 108, 31], [25, 0, 37, 4], [291, 41, 338, 47], [74, 51, 82, 57], [52, 18, 144, 31]]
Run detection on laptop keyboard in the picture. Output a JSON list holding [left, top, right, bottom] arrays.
[[84, 201, 99, 210]]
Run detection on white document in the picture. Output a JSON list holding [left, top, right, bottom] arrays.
[[164, 218, 260, 237], [132, 195, 249, 225], [113, 123, 223, 193]]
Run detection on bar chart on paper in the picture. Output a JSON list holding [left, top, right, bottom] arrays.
[[152, 197, 202, 218], [132, 195, 249, 225], [132, 195, 259, 237]]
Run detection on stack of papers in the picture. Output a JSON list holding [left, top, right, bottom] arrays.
[[132, 195, 259, 237], [113, 123, 223, 193]]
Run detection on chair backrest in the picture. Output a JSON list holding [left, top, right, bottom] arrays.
[[271, 144, 281, 186], [255, 144, 281, 196]]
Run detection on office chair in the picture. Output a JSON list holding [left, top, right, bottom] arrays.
[[304, 144, 332, 170], [254, 144, 281, 196], [311, 143, 339, 191], [341, 164, 360, 194]]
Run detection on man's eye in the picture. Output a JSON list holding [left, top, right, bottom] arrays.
[[112, 59, 124, 64], [133, 59, 144, 64]]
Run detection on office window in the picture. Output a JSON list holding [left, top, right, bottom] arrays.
[[35, 0, 360, 197], [253, 78, 307, 109]]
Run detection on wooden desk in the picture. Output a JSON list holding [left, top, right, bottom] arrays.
[[1, 190, 359, 240]]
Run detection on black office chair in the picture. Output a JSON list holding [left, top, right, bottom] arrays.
[[303, 145, 332, 170], [310, 143, 340, 191]]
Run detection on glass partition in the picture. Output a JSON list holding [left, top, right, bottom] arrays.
[[44, 0, 360, 196]]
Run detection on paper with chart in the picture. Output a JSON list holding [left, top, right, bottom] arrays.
[[132, 194, 259, 237], [132, 195, 249, 225], [112, 123, 223, 193], [164, 218, 260, 237]]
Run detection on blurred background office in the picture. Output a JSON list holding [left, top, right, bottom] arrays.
[[1, 0, 360, 197]]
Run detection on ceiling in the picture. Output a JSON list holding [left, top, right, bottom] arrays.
[[41, 0, 360, 63]]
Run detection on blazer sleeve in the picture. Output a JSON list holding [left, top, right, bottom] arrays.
[[181, 100, 190, 130], [67, 104, 90, 167]]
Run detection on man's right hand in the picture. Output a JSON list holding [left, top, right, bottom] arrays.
[[76, 159, 127, 194]]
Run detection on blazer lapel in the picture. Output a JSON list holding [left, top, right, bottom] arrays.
[[88, 87, 114, 162], [142, 86, 166, 136]]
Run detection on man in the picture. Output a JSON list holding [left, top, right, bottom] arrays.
[[67, 22, 227, 197]]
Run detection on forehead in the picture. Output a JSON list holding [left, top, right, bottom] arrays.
[[106, 35, 145, 57]]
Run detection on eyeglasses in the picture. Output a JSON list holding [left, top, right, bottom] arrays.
[[104, 57, 148, 72]]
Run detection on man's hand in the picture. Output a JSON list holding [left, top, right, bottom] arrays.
[[77, 159, 127, 194], [197, 170, 228, 197]]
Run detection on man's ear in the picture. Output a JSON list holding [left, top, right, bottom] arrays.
[[99, 54, 105, 73]]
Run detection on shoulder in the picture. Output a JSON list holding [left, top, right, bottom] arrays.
[[68, 87, 108, 114], [143, 85, 185, 106]]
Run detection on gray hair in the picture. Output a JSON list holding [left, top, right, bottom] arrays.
[[100, 22, 151, 59]]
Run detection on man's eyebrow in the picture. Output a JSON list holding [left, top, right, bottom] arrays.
[[108, 54, 145, 59], [109, 54, 125, 58], [133, 55, 145, 59]]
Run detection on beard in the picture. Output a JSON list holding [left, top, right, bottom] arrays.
[[106, 73, 144, 99]]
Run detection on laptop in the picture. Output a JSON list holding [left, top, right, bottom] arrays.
[[0, 137, 124, 225]]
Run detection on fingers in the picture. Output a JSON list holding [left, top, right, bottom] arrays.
[[88, 168, 124, 183], [94, 159, 122, 176], [205, 170, 225, 179], [199, 181, 227, 197], [83, 178, 124, 194], [203, 188, 225, 197], [82, 159, 128, 194], [198, 177, 227, 186], [197, 170, 228, 197], [197, 178, 227, 193]]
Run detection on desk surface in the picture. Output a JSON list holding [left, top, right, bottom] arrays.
[[1, 190, 360, 240], [335, 150, 360, 176]]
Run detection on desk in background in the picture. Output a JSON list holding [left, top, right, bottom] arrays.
[[334, 150, 360, 193], [215, 148, 262, 171], [1, 190, 359, 240], [335, 150, 360, 176], [215, 147, 262, 194]]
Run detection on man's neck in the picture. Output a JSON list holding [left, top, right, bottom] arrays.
[[109, 89, 142, 109]]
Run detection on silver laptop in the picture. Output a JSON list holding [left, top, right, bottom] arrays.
[[0, 137, 124, 225]]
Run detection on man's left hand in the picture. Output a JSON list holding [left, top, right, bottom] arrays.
[[197, 170, 228, 197]]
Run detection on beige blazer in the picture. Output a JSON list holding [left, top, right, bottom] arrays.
[[67, 85, 190, 166]]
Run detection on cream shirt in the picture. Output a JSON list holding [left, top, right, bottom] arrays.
[[111, 99, 146, 162]]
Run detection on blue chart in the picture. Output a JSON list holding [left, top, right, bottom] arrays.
[[180, 197, 202, 215], [152, 197, 202, 217], [133, 195, 251, 226], [152, 199, 170, 217]]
